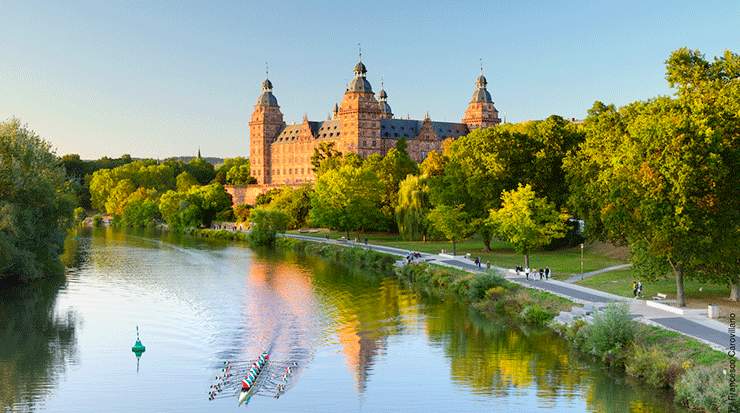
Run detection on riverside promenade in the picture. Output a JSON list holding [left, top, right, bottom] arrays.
[[283, 233, 735, 356]]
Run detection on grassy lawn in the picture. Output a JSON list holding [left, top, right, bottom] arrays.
[[575, 269, 731, 299], [287, 229, 626, 279]]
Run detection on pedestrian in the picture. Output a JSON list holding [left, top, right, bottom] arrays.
[[515, 266, 520, 276], [632, 280, 638, 298], [525, 267, 530, 280], [545, 267, 550, 280], [364, 238, 368, 245], [637, 281, 643, 298], [539, 268, 544, 280]]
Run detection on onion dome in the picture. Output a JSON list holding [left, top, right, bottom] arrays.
[[256, 77, 279, 106]]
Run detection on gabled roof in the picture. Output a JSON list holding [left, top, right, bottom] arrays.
[[380, 119, 468, 140]]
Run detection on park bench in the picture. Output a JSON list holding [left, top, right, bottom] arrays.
[[652, 293, 667, 301]]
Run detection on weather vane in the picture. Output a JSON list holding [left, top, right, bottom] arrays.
[[480, 57, 483, 74], [265, 61, 269, 79], [358, 42, 362, 61]]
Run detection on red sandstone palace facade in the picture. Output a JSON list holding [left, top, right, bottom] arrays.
[[248, 59, 501, 186]]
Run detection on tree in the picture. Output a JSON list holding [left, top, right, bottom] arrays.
[[248, 207, 289, 246], [311, 141, 342, 173], [364, 139, 418, 227], [267, 185, 313, 229], [426, 205, 474, 255], [185, 157, 215, 184], [395, 175, 431, 241], [0, 119, 75, 283], [487, 184, 567, 268], [310, 164, 385, 237], [176, 171, 198, 191], [225, 163, 256, 185], [214, 157, 248, 184], [158, 183, 232, 231], [564, 49, 739, 305]]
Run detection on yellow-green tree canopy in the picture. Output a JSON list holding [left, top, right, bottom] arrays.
[[487, 184, 567, 267]]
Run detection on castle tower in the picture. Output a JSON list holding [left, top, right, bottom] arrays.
[[249, 77, 285, 184], [378, 81, 393, 120], [338, 59, 381, 157], [462, 71, 500, 129]]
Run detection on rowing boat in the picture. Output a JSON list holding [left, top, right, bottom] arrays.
[[238, 351, 270, 406]]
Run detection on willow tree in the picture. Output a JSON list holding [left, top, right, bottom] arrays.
[[395, 175, 431, 241], [565, 49, 739, 305]]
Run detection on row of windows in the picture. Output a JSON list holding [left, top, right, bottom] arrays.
[[272, 168, 311, 176]]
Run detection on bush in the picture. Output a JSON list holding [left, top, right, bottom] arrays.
[[92, 214, 103, 227], [675, 365, 739, 413], [582, 303, 635, 365], [520, 304, 553, 326], [626, 345, 684, 388], [249, 207, 289, 246], [466, 272, 506, 301]]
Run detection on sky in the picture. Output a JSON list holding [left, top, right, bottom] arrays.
[[1, 0, 737, 159]]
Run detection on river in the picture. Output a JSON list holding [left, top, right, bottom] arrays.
[[0, 228, 686, 412]]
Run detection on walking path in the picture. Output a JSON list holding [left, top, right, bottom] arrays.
[[282, 233, 734, 355], [564, 263, 632, 283]]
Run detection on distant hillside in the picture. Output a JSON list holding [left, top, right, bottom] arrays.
[[165, 156, 224, 166]]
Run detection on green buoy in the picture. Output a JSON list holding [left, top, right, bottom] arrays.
[[132, 326, 146, 372]]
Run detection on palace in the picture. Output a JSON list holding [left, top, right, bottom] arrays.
[[248, 58, 501, 186]]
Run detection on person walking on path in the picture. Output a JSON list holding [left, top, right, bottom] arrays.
[[525, 267, 530, 280], [545, 267, 550, 280], [637, 281, 643, 298], [539, 268, 544, 280], [632, 281, 638, 298]]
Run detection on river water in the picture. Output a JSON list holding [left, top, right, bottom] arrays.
[[0, 228, 685, 412]]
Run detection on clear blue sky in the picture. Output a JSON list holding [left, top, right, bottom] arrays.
[[1, 1, 736, 159]]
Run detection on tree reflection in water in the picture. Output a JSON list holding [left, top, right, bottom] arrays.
[[0, 235, 83, 411], [268, 248, 685, 412]]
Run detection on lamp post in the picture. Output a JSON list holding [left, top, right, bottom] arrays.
[[580, 243, 584, 281]]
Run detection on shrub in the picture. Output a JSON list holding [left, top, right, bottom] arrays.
[[466, 272, 506, 301], [92, 214, 103, 227], [248, 207, 289, 246], [583, 303, 635, 365], [626, 345, 684, 388], [484, 286, 507, 300], [675, 365, 739, 413], [520, 304, 553, 326]]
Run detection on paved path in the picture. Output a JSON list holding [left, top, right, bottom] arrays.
[[281, 233, 734, 355], [564, 263, 633, 283]]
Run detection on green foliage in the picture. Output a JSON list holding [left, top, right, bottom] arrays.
[[159, 183, 232, 231], [625, 345, 684, 388], [519, 304, 552, 327], [581, 303, 635, 365], [184, 157, 215, 184], [311, 141, 342, 173], [120, 198, 159, 228], [267, 185, 313, 229], [675, 365, 739, 413], [248, 207, 289, 246], [564, 48, 740, 304], [214, 157, 256, 185], [395, 175, 431, 240], [487, 184, 567, 265], [0, 119, 75, 283], [310, 164, 385, 235], [233, 204, 252, 222], [426, 205, 474, 253], [92, 214, 103, 227], [176, 171, 198, 191], [73, 207, 86, 224], [255, 188, 281, 206], [89, 160, 176, 213]]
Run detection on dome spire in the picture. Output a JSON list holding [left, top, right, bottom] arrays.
[[347, 45, 371, 92]]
